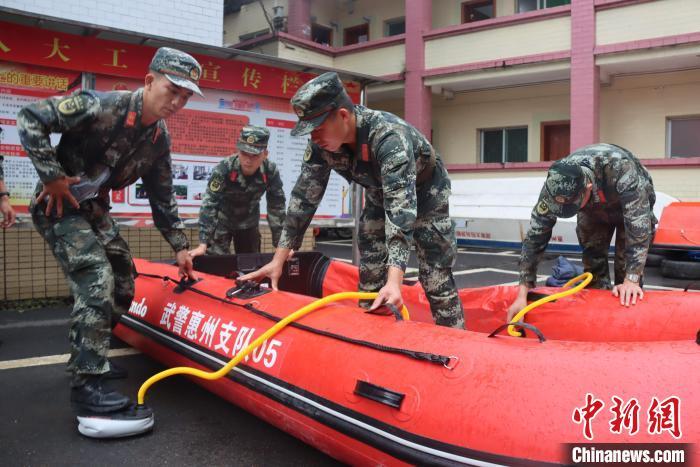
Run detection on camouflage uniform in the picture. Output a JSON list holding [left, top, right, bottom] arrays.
[[17, 48, 201, 386], [199, 126, 286, 254], [520, 143, 656, 289], [280, 72, 464, 329]]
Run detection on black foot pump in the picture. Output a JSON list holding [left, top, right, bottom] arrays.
[[77, 404, 154, 438], [73, 376, 154, 438]]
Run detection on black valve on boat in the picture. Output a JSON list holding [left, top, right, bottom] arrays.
[[226, 278, 271, 299], [173, 276, 202, 294]]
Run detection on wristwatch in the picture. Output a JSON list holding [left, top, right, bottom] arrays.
[[625, 273, 640, 283], [0, 191, 9, 199]]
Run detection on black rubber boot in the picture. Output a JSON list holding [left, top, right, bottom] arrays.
[[104, 359, 128, 379], [71, 376, 131, 414]]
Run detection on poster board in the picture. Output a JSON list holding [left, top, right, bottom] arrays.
[[0, 62, 352, 222], [0, 61, 80, 212], [95, 75, 352, 220], [0, 19, 361, 223]]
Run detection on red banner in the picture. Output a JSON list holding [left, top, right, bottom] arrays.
[[0, 21, 361, 102], [0, 61, 81, 93]]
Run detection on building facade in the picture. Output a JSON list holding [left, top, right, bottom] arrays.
[[0, 0, 224, 46], [226, 0, 700, 200]]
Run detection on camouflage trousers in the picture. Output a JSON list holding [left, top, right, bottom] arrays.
[[358, 163, 465, 329], [576, 208, 653, 289], [31, 199, 135, 386], [207, 225, 261, 255]]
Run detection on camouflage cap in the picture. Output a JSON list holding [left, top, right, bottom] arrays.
[[149, 47, 204, 96], [237, 125, 270, 155], [541, 160, 587, 218], [290, 72, 352, 137]]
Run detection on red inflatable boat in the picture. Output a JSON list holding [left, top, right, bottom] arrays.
[[115, 253, 699, 466]]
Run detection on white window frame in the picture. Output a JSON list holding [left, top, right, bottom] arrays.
[[479, 126, 528, 163], [517, 0, 570, 12], [666, 115, 700, 158]]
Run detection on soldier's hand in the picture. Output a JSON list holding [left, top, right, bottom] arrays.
[[506, 285, 529, 323], [188, 244, 207, 258], [238, 260, 284, 290], [239, 247, 292, 290], [37, 176, 81, 218], [612, 279, 644, 307], [0, 197, 16, 228], [369, 281, 403, 312], [506, 297, 528, 323], [176, 249, 198, 281]]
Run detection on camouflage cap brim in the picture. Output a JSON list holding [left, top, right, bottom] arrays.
[[237, 141, 266, 155], [163, 73, 204, 97], [542, 190, 583, 218], [290, 111, 331, 137]]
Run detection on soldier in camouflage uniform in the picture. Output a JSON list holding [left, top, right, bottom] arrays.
[[0, 128, 17, 228], [241, 72, 465, 329], [507, 143, 656, 322], [18, 47, 201, 415], [189, 125, 286, 257]]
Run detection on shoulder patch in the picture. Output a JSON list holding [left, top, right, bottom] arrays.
[[303, 145, 312, 162], [209, 174, 224, 192], [536, 200, 549, 215], [57, 95, 91, 116]]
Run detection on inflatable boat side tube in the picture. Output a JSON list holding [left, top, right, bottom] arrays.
[[120, 314, 561, 467]]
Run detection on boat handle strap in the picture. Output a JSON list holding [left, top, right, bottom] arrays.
[[507, 272, 593, 337], [354, 380, 405, 409], [365, 303, 404, 321]]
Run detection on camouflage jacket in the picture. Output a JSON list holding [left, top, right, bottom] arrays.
[[278, 105, 438, 271], [520, 144, 656, 287], [198, 155, 286, 246], [17, 88, 189, 252]]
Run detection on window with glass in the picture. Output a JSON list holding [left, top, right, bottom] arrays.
[[384, 17, 405, 37], [667, 117, 700, 158], [480, 127, 528, 163], [518, 0, 570, 13], [311, 23, 333, 45], [462, 1, 495, 23], [344, 23, 369, 45]]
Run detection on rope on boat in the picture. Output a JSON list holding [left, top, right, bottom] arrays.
[[135, 272, 454, 388]]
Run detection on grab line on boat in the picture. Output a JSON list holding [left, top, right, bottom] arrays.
[[121, 315, 558, 467]]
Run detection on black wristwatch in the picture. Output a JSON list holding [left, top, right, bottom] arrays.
[[0, 191, 9, 199]]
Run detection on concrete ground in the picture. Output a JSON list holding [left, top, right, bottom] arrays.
[[0, 238, 692, 466]]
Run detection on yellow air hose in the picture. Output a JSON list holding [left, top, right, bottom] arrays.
[[507, 272, 593, 337], [137, 291, 409, 405]]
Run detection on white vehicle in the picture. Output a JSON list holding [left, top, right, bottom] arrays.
[[450, 177, 676, 252]]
